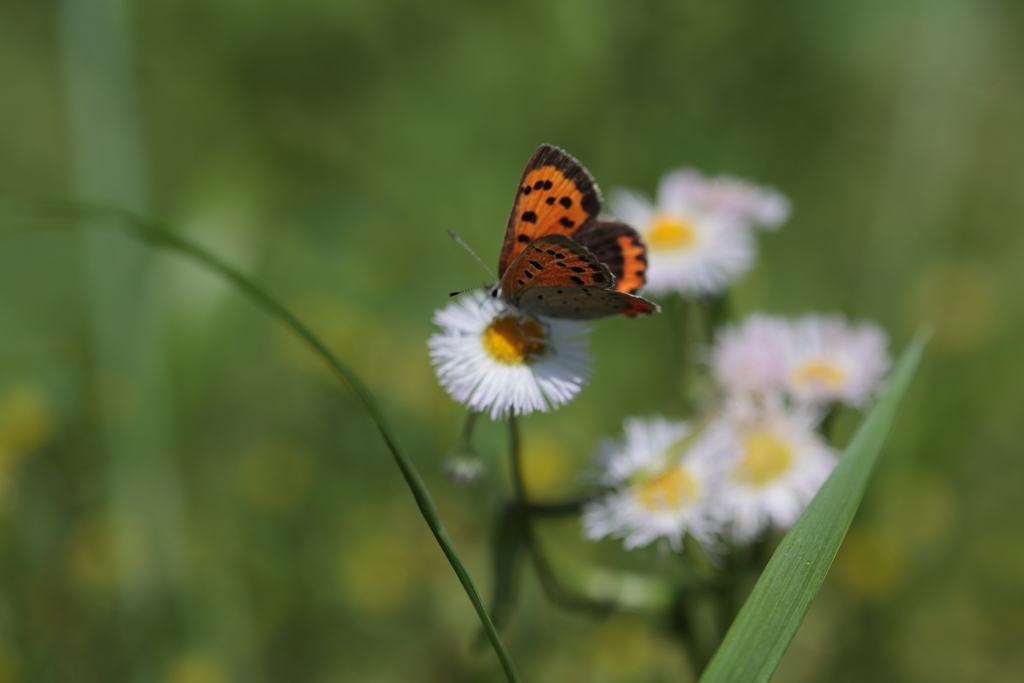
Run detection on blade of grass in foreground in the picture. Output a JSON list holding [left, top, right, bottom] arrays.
[[0, 198, 520, 683], [698, 332, 927, 683]]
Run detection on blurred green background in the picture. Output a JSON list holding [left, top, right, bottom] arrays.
[[2, 0, 1023, 681]]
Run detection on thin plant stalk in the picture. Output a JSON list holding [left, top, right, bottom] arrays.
[[0, 198, 520, 683]]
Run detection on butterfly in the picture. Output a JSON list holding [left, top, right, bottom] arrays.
[[490, 144, 659, 320]]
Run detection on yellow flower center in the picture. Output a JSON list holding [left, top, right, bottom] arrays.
[[481, 315, 547, 364], [645, 213, 698, 251], [792, 359, 847, 393], [733, 430, 794, 487], [636, 466, 698, 512]]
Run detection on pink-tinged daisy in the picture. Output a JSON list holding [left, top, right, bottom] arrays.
[[711, 314, 790, 397], [783, 314, 890, 408], [428, 291, 592, 421], [700, 399, 837, 543], [582, 416, 720, 551], [610, 169, 789, 296]]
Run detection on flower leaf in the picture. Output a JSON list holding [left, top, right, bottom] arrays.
[[698, 331, 927, 683]]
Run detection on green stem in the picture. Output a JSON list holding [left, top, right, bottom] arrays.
[[0, 198, 520, 683], [460, 410, 480, 447], [507, 415, 526, 503]]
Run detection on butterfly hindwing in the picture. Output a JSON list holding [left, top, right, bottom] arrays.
[[517, 286, 658, 320], [501, 234, 659, 320], [571, 220, 649, 294], [497, 145, 603, 277]]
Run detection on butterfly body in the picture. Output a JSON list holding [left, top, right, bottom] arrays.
[[493, 145, 658, 320]]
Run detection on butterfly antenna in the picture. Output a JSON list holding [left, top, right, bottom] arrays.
[[447, 229, 497, 282], [448, 283, 487, 298]]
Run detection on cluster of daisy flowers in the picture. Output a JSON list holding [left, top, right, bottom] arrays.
[[583, 313, 889, 549], [427, 164, 891, 550]]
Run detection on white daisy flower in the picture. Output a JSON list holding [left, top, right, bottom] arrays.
[[782, 314, 890, 408], [610, 169, 789, 296], [428, 290, 592, 421], [582, 416, 719, 551], [660, 169, 791, 229], [700, 398, 837, 543], [711, 314, 789, 397]]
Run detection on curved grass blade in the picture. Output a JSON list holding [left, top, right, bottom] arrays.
[[0, 198, 520, 683], [698, 332, 927, 683]]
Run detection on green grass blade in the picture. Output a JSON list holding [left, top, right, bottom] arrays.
[[0, 198, 520, 683], [698, 332, 927, 683]]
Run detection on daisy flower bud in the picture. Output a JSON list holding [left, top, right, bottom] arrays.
[[428, 291, 592, 421], [582, 416, 720, 551], [701, 398, 837, 543], [610, 169, 789, 296], [783, 314, 890, 408]]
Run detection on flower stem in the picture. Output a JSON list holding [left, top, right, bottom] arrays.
[[0, 198, 521, 683], [507, 415, 526, 503]]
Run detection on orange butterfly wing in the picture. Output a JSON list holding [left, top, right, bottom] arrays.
[[497, 145, 602, 277], [501, 235, 658, 320], [501, 234, 613, 297], [572, 220, 648, 295]]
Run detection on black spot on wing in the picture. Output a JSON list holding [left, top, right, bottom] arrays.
[[521, 211, 537, 223]]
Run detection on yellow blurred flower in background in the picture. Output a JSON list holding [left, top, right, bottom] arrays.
[[338, 535, 422, 615], [0, 383, 53, 506], [237, 438, 312, 511], [163, 652, 231, 683], [518, 433, 573, 500]]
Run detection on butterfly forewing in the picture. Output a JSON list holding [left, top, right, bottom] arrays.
[[497, 145, 602, 277], [501, 234, 659, 320]]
